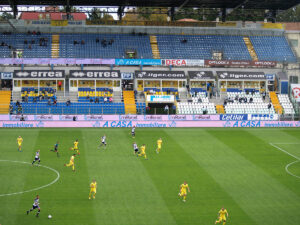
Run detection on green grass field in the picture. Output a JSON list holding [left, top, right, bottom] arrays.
[[1, 128, 300, 225]]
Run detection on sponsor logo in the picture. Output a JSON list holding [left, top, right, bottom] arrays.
[[34, 115, 53, 120], [119, 115, 138, 120], [164, 59, 187, 66], [59, 115, 76, 121], [136, 71, 186, 79], [220, 114, 248, 121], [193, 115, 211, 120], [144, 115, 163, 120], [70, 71, 120, 79], [84, 115, 104, 120], [217, 71, 265, 80], [292, 87, 300, 100], [168, 115, 187, 120], [14, 71, 64, 78]]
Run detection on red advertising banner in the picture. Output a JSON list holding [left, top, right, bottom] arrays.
[[205, 60, 277, 67]]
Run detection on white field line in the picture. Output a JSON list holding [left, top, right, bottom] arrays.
[[0, 159, 60, 197], [269, 143, 300, 180]]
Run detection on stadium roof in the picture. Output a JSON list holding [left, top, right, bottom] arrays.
[[1, 0, 300, 10]]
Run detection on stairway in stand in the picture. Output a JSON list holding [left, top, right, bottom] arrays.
[[51, 34, 60, 58], [123, 90, 137, 114], [269, 92, 283, 114], [243, 37, 258, 61], [216, 105, 225, 114], [149, 36, 160, 59], [0, 90, 11, 114]]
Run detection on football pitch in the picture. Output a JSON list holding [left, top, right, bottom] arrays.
[[1, 128, 300, 225]]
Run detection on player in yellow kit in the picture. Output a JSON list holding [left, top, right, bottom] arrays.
[[215, 207, 229, 225], [89, 179, 97, 200], [156, 138, 162, 154], [17, 136, 23, 152], [138, 144, 148, 160], [70, 139, 80, 155], [178, 181, 190, 202], [64, 154, 76, 171]]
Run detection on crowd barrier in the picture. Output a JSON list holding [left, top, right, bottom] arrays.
[[1, 120, 299, 128]]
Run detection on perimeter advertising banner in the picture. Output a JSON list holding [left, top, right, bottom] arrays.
[[161, 59, 204, 66], [0, 58, 115, 65], [217, 71, 266, 80], [291, 84, 300, 102], [146, 95, 175, 103], [205, 60, 277, 67], [69, 70, 121, 79], [0, 121, 299, 128]]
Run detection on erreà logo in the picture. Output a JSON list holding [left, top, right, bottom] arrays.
[[72, 71, 85, 77], [16, 71, 29, 77]]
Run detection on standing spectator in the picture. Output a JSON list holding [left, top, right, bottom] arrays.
[[58, 81, 62, 91], [48, 99, 51, 106], [262, 91, 266, 101], [66, 99, 71, 106], [109, 97, 113, 103], [53, 99, 57, 106], [164, 105, 169, 114]]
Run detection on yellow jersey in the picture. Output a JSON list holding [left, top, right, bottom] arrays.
[[74, 141, 79, 149], [181, 183, 189, 192], [141, 146, 146, 153], [17, 137, 23, 144], [90, 182, 97, 191], [70, 155, 75, 163], [219, 209, 227, 217], [157, 139, 162, 147]]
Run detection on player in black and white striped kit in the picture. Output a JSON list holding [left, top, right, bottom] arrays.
[[26, 195, 40, 217], [99, 135, 106, 149], [133, 142, 139, 155], [131, 126, 135, 138], [32, 150, 40, 165]]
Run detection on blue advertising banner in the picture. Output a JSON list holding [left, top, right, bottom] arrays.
[[115, 59, 161, 66], [1, 72, 13, 80], [220, 114, 248, 121]]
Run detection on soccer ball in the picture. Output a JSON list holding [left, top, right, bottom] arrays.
[[48, 215, 52, 219]]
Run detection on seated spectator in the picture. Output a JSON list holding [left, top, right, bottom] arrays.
[[109, 97, 113, 103], [20, 114, 25, 121], [28, 44, 32, 49], [268, 103, 272, 109], [181, 39, 187, 44], [32, 31, 36, 35], [86, 94, 90, 100], [33, 97, 37, 103], [104, 97, 108, 103], [95, 98, 99, 103], [37, 31, 41, 35], [24, 40, 28, 45], [48, 99, 51, 106], [16, 100, 20, 106], [74, 40, 78, 45], [96, 38, 99, 43], [22, 96, 25, 102], [81, 40, 85, 45], [17, 105, 22, 114], [90, 98, 93, 103], [53, 99, 57, 106], [66, 99, 71, 106], [27, 31, 31, 35], [249, 97, 253, 103]]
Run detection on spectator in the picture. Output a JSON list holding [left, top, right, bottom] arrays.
[[86, 94, 90, 100], [31, 40, 35, 44], [17, 105, 22, 114], [104, 97, 108, 103], [95, 97, 99, 103], [53, 99, 57, 106], [96, 38, 99, 43], [109, 97, 113, 103], [249, 97, 253, 103], [9, 105, 13, 114], [268, 103, 272, 109], [25, 95, 28, 103], [24, 40, 28, 45], [37, 31, 41, 35], [58, 81, 62, 91], [20, 114, 25, 121], [66, 99, 71, 106], [28, 44, 32, 49], [32, 31, 36, 35], [48, 99, 51, 106], [33, 97, 37, 103], [27, 31, 31, 35], [164, 105, 169, 113], [90, 98, 93, 103], [262, 91, 266, 101], [181, 39, 187, 43], [81, 40, 85, 45], [16, 100, 20, 106]]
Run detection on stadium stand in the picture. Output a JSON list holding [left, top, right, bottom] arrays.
[[59, 33, 153, 58], [0, 33, 52, 58], [0, 90, 11, 114], [278, 94, 295, 114], [0, 33, 296, 62], [224, 92, 276, 114], [250, 36, 296, 62]]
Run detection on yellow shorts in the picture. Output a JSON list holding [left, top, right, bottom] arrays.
[[18, 143, 22, 146], [157, 146, 161, 149], [90, 189, 96, 193], [73, 147, 78, 151], [180, 191, 187, 196], [218, 216, 226, 222]]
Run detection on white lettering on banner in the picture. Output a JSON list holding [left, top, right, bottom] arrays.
[[147, 95, 175, 103], [31, 71, 63, 78], [86, 71, 119, 78]]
